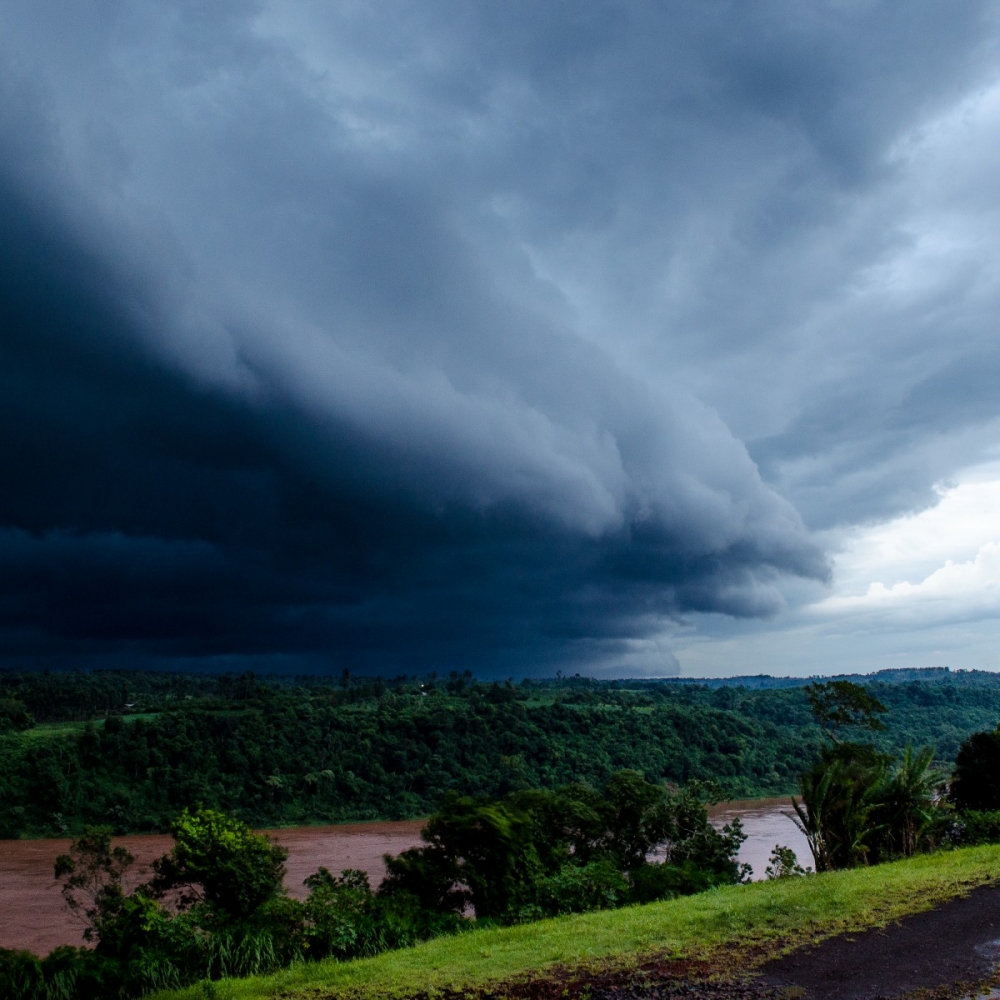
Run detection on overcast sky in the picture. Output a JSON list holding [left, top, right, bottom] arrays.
[[2, 1, 1000, 678]]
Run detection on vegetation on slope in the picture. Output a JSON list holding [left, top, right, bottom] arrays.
[[4, 667, 1000, 836], [0, 771, 751, 999], [8, 676, 1000, 999], [148, 845, 1000, 1000]]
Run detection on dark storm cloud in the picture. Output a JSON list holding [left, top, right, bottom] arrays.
[[2, 1, 998, 673], [0, 163, 821, 673]]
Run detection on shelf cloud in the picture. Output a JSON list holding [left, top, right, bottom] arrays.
[[2, 2, 999, 675]]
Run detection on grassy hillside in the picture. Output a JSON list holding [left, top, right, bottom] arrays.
[[154, 845, 1000, 1000]]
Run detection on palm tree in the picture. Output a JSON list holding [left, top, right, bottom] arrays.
[[875, 746, 941, 859], [792, 752, 886, 871]]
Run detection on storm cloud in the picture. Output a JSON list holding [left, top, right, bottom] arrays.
[[2, 2, 999, 675]]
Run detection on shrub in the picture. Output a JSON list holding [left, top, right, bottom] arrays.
[[952, 809, 1000, 846], [303, 868, 386, 960], [0, 946, 119, 1000], [764, 845, 810, 879], [525, 860, 629, 917], [629, 860, 723, 902], [0, 949, 44, 1000]]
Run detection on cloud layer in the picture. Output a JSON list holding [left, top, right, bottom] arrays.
[[2, 2, 1000, 674], [810, 469, 1000, 629]]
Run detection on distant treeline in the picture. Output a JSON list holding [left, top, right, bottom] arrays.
[[2, 667, 1000, 837]]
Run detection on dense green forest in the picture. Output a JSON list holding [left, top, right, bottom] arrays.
[[2, 667, 1000, 838]]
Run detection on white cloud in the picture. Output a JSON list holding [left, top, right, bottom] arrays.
[[819, 542, 1000, 626], [810, 461, 1000, 627], [670, 461, 1000, 677]]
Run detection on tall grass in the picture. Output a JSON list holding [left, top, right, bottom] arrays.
[[204, 929, 292, 981], [153, 844, 1000, 1000]]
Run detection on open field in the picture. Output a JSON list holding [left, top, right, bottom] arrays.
[[152, 845, 1000, 1000]]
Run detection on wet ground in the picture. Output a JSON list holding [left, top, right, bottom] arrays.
[[0, 800, 807, 956], [757, 881, 1000, 999]]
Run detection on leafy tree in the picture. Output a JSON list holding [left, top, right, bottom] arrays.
[[0, 697, 34, 732], [505, 784, 605, 870], [805, 681, 887, 743], [53, 828, 197, 997], [792, 744, 888, 871], [379, 842, 468, 916], [658, 782, 749, 883], [795, 686, 942, 870], [50, 810, 304, 996], [382, 794, 538, 919], [54, 826, 137, 942], [950, 729, 1000, 811], [600, 769, 672, 870], [150, 807, 288, 920]]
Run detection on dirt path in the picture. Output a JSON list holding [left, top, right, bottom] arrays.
[[756, 881, 1000, 999], [578, 883, 1000, 1000]]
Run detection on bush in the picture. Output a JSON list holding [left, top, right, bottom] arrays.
[[303, 868, 387, 960], [0, 946, 118, 1000], [0, 949, 44, 1000], [629, 860, 723, 902], [303, 867, 460, 957], [524, 860, 629, 917], [764, 845, 810, 879], [952, 810, 1000, 846]]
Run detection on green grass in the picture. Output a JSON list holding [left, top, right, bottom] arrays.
[[153, 845, 1000, 1000], [16, 716, 162, 740], [18, 721, 88, 740]]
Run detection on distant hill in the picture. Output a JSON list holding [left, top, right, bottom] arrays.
[[1, 665, 999, 837]]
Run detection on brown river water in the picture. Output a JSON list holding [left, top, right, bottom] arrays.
[[0, 800, 807, 956]]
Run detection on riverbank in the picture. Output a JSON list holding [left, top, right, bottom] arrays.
[[0, 799, 807, 955], [0, 820, 426, 955], [151, 844, 1000, 1000]]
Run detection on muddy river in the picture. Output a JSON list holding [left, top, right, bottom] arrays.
[[0, 800, 807, 956]]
